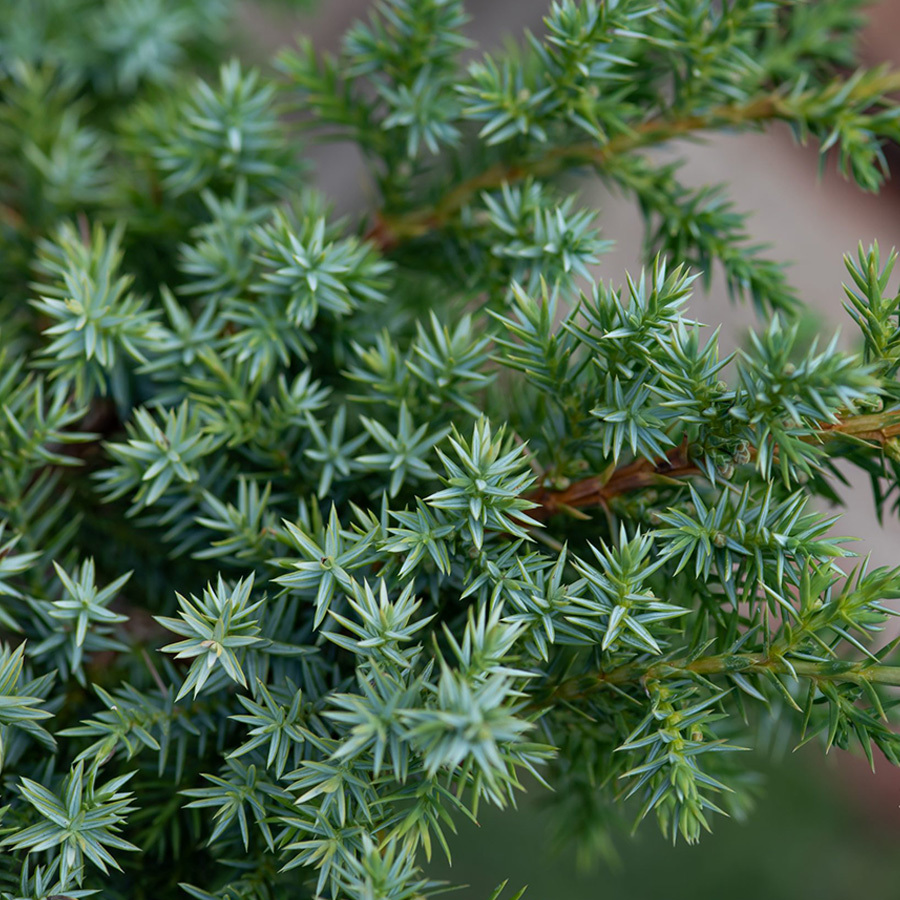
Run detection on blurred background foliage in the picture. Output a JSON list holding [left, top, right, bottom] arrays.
[[431, 751, 896, 898]]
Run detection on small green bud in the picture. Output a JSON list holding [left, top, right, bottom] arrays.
[[733, 442, 751, 465]]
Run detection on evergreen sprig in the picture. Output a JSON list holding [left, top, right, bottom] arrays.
[[3, 0, 900, 898]]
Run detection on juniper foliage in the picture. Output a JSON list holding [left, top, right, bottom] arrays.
[[2, 0, 900, 897]]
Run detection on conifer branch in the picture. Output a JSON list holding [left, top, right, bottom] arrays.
[[370, 68, 900, 250]]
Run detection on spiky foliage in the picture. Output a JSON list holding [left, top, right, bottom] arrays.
[[3, 1, 900, 898]]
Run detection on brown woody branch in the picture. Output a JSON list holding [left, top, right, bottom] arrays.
[[526, 411, 900, 522], [817, 411, 900, 444], [527, 439, 698, 523]]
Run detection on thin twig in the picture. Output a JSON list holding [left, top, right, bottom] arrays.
[[527, 439, 698, 522], [369, 69, 900, 250], [532, 651, 900, 712], [524, 410, 900, 522], [141, 646, 168, 696]]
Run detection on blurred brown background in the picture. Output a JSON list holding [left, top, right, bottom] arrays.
[[238, 2, 900, 894]]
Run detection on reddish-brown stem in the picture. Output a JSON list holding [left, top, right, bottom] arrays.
[[527, 440, 698, 522], [368, 97, 781, 249], [366, 69, 900, 252], [525, 411, 900, 522]]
